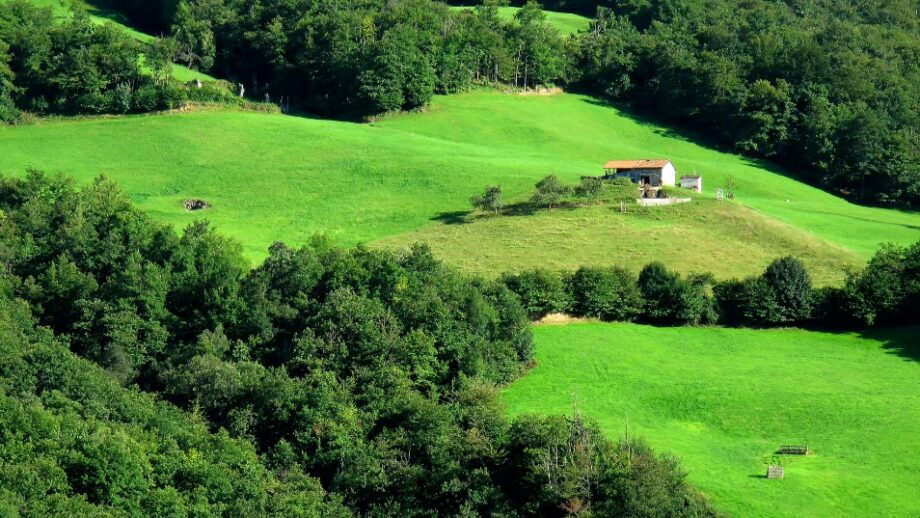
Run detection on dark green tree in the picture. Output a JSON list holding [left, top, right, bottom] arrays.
[[470, 185, 504, 213]]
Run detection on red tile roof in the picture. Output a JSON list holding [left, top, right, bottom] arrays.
[[604, 159, 671, 170]]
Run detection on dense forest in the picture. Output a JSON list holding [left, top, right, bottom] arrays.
[[0, 171, 716, 516], [1, 0, 917, 206]]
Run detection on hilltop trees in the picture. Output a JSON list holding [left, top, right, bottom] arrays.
[[569, 0, 920, 206], [0, 0, 247, 119], [80, 0, 570, 117]]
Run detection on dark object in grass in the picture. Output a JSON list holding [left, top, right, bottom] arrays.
[[777, 445, 809, 455], [184, 199, 209, 211]]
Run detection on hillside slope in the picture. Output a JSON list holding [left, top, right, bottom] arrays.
[[0, 91, 916, 280], [502, 323, 920, 517]]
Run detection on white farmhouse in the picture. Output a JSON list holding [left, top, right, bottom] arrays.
[[603, 160, 676, 187]]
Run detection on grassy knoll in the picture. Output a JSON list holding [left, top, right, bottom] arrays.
[[502, 323, 920, 517], [379, 93, 920, 260], [449, 5, 591, 35], [0, 91, 917, 275], [375, 199, 861, 285]]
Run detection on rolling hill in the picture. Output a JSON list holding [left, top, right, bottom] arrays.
[[1, 91, 916, 282], [502, 322, 920, 517]]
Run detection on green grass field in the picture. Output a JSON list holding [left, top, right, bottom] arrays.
[[502, 323, 920, 517], [449, 5, 591, 35], [1, 91, 917, 278], [3, 91, 916, 281]]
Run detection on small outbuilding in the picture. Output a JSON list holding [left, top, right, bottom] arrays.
[[680, 175, 702, 192], [603, 159, 676, 187]]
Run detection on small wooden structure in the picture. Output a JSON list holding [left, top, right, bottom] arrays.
[[680, 175, 702, 192], [767, 465, 784, 479], [777, 445, 809, 455]]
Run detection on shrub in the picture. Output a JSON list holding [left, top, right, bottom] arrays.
[[567, 266, 643, 321], [638, 263, 715, 325], [532, 175, 571, 209], [575, 176, 603, 202], [810, 286, 850, 327], [500, 269, 569, 320], [761, 256, 812, 323], [132, 83, 161, 112], [713, 279, 746, 326], [839, 244, 906, 325], [470, 185, 504, 214], [738, 277, 783, 326], [112, 83, 133, 113]]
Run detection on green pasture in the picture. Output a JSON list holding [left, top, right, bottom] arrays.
[[1, 91, 917, 277], [502, 323, 920, 517], [449, 5, 592, 35]]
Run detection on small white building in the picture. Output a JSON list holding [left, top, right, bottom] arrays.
[[680, 175, 702, 192], [603, 160, 676, 187]]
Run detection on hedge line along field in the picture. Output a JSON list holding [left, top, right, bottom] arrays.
[[0, 91, 917, 276], [501, 323, 920, 517]]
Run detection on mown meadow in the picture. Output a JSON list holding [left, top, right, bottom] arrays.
[[502, 322, 920, 517], [1, 91, 916, 282]]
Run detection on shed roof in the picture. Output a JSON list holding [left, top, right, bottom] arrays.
[[604, 159, 671, 170]]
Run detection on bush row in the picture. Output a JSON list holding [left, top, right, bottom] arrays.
[[502, 244, 920, 329]]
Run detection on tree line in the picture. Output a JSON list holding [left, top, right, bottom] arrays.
[[92, 0, 920, 207], [0, 171, 717, 516], [0, 0, 271, 123], [501, 244, 920, 329], [3, 0, 918, 206]]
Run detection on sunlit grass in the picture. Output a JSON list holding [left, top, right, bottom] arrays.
[[502, 322, 920, 517]]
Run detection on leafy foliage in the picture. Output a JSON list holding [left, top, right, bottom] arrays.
[[0, 171, 715, 517], [569, 0, 920, 206], [501, 268, 570, 319], [566, 266, 643, 321], [471, 185, 505, 213]]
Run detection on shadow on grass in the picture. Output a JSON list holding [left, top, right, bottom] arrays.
[[798, 209, 920, 231], [575, 95, 819, 187], [855, 325, 920, 364], [432, 201, 587, 225]]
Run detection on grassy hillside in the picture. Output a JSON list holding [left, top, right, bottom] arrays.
[[376, 201, 861, 285], [449, 5, 591, 35], [0, 91, 916, 279], [502, 323, 920, 517]]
